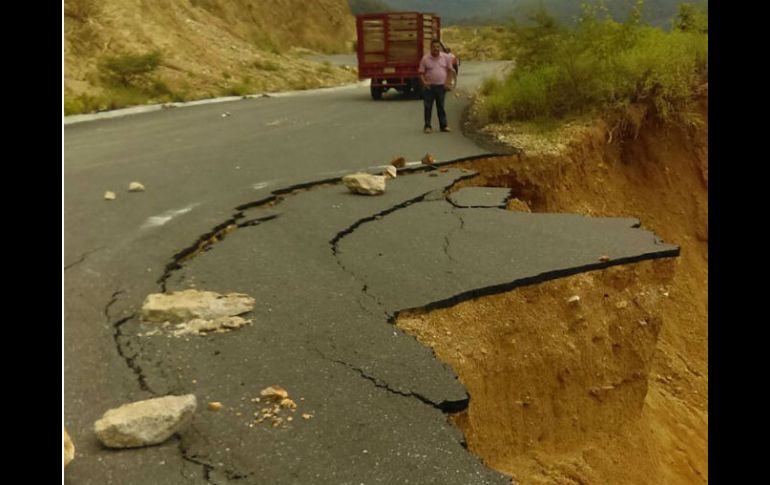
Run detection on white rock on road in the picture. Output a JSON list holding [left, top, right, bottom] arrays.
[[342, 173, 386, 195], [141, 289, 255, 323], [94, 395, 197, 448]]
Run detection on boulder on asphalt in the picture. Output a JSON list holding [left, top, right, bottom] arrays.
[[421, 153, 434, 165], [128, 182, 145, 192], [104, 191, 116, 200], [64, 428, 75, 467], [141, 289, 255, 324], [342, 173, 386, 195], [390, 156, 406, 168], [94, 395, 197, 448]]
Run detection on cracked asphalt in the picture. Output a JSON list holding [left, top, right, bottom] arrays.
[[64, 61, 678, 485], [120, 168, 675, 485]]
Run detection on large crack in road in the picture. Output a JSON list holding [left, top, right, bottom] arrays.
[[109, 156, 678, 484]]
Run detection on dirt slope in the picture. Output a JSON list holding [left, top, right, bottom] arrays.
[[64, 0, 357, 101], [397, 92, 708, 484]]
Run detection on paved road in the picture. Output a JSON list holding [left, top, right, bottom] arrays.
[[63, 60, 676, 485], [63, 61, 509, 485]]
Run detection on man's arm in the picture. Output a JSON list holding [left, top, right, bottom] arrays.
[[445, 65, 454, 87], [419, 58, 428, 87], [442, 55, 454, 87]]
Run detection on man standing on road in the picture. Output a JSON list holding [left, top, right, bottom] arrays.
[[419, 40, 455, 134]]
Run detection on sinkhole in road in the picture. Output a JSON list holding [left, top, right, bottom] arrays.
[[395, 108, 708, 485]]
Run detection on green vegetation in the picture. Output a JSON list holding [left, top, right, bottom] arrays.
[[477, 1, 707, 125], [673, 2, 708, 33], [222, 78, 256, 97], [64, 93, 104, 116], [65, 51, 183, 115], [99, 51, 162, 86], [97, 51, 180, 110]]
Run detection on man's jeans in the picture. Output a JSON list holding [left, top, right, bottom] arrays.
[[423, 84, 447, 129]]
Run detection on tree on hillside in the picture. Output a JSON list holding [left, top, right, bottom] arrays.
[[515, 7, 565, 67], [674, 2, 708, 33]]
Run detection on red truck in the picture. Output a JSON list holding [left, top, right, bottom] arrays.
[[356, 12, 456, 100]]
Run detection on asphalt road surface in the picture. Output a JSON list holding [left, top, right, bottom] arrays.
[[63, 61, 677, 485]]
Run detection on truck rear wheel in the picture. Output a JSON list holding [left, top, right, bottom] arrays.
[[371, 85, 383, 100], [407, 78, 421, 99]]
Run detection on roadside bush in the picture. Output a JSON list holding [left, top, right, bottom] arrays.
[[478, 0, 708, 124], [88, 51, 181, 112], [99, 51, 162, 86], [64, 93, 105, 115], [674, 2, 708, 33], [222, 78, 255, 96], [100, 86, 149, 111], [480, 77, 503, 96]]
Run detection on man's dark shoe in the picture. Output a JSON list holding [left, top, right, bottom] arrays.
[[424, 127, 432, 134], [440, 127, 451, 132]]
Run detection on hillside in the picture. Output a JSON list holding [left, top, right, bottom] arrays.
[[64, 0, 358, 113]]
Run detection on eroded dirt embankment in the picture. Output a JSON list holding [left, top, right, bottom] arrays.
[[397, 96, 708, 485]]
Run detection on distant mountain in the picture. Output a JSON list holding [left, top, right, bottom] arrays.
[[360, 0, 703, 27], [348, 0, 393, 15]]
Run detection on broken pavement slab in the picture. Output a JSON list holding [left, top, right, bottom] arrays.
[[337, 200, 678, 312]]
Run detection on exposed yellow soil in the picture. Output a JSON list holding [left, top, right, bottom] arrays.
[[64, 0, 357, 102], [397, 94, 708, 484]]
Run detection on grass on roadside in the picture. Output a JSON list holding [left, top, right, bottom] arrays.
[[476, 1, 708, 126]]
